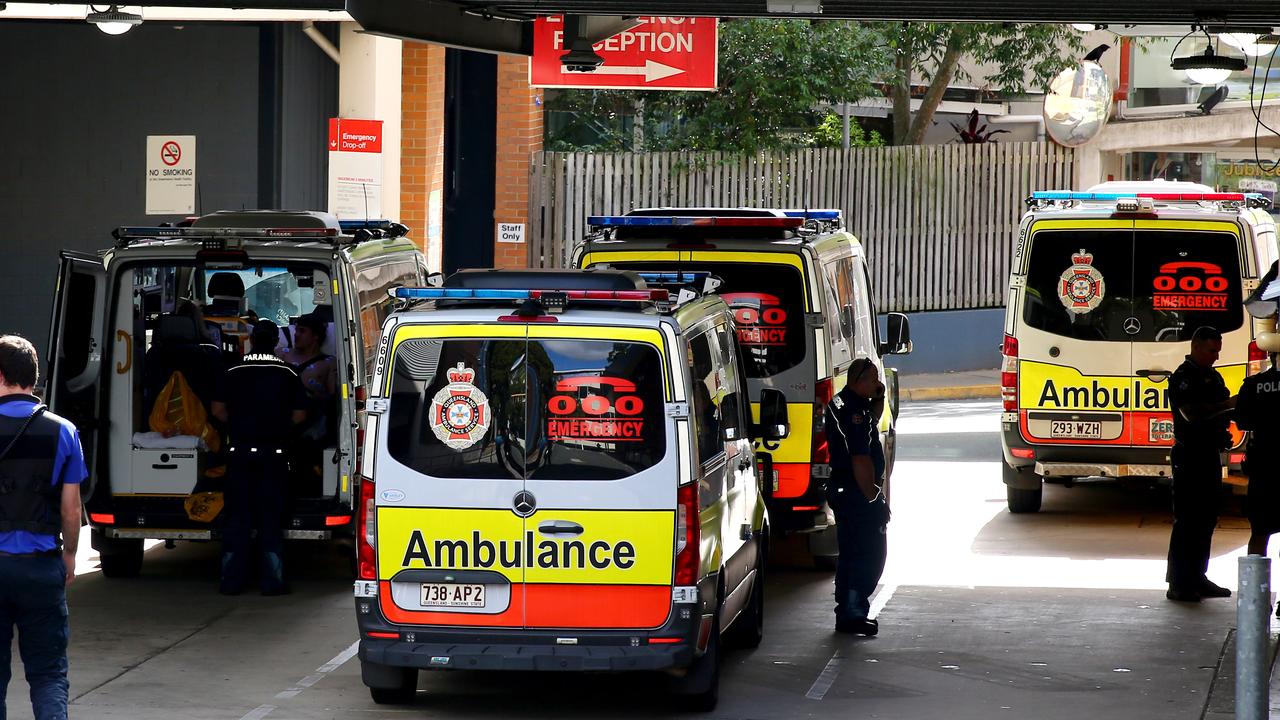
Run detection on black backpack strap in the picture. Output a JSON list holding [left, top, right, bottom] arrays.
[[0, 405, 48, 464]]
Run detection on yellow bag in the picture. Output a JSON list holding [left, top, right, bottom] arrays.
[[148, 371, 221, 453], [184, 491, 224, 523]]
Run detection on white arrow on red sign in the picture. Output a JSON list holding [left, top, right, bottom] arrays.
[[564, 60, 686, 83]]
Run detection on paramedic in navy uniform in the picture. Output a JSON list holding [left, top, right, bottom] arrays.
[[211, 320, 307, 596], [1233, 340, 1280, 586], [1165, 326, 1236, 603], [0, 335, 87, 720], [824, 357, 889, 635]]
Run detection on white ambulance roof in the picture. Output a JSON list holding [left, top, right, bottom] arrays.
[[1085, 180, 1215, 195]]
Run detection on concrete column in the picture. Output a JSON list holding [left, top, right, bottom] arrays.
[[1074, 144, 1104, 189], [338, 22, 402, 222]]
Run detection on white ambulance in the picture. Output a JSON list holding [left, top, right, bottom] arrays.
[[1000, 182, 1277, 512], [354, 269, 790, 711]]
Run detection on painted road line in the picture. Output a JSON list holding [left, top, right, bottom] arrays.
[[275, 640, 361, 699], [805, 582, 898, 701], [239, 640, 360, 718]]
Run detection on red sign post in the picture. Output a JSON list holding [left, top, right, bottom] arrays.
[[530, 16, 718, 91]]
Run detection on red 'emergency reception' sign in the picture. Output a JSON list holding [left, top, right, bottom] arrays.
[[530, 16, 718, 91]]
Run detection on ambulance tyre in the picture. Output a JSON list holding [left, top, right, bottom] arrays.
[[95, 532, 144, 578], [363, 661, 417, 705], [1003, 463, 1043, 514], [674, 594, 721, 711]]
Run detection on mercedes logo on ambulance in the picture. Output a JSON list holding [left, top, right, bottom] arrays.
[[512, 490, 537, 518], [1123, 317, 1141, 336]]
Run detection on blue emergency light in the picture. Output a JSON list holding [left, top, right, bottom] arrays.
[[636, 271, 712, 284], [1030, 192, 1131, 201], [779, 209, 842, 221], [393, 287, 668, 302]]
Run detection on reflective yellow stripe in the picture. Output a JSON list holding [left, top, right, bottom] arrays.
[[580, 250, 682, 265], [748, 402, 813, 463], [1133, 220, 1241, 234]]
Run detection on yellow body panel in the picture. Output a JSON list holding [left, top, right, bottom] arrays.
[[1020, 360, 1247, 411]]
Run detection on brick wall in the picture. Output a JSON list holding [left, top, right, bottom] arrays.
[[400, 42, 445, 271], [493, 55, 543, 270]]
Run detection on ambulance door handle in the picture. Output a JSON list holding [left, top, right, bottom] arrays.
[[1137, 369, 1172, 382], [538, 520, 584, 536]]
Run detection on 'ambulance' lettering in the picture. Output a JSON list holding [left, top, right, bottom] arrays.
[[1037, 379, 1168, 411], [402, 530, 638, 571]]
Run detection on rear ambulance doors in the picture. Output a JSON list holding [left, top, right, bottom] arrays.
[[47, 251, 108, 499], [1015, 218, 1249, 451], [370, 317, 679, 631]]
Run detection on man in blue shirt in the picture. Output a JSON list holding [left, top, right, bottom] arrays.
[[824, 358, 890, 636], [0, 335, 87, 720]]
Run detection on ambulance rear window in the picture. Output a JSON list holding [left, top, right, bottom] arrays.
[[607, 261, 807, 377], [1022, 229, 1243, 342], [386, 337, 666, 481]]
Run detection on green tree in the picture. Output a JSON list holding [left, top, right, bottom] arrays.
[[806, 112, 885, 148], [545, 18, 891, 152], [875, 23, 1086, 145]]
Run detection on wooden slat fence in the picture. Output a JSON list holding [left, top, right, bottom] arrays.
[[527, 142, 1074, 313]]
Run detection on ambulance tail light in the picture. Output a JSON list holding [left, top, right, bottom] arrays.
[[356, 477, 377, 581], [1001, 335, 1019, 412], [1249, 340, 1269, 375], [812, 378, 834, 465], [675, 482, 700, 586]]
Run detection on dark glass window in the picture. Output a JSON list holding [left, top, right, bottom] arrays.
[[386, 337, 666, 481], [1023, 229, 1242, 343], [609, 261, 808, 378], [688, 332, 724, 464]]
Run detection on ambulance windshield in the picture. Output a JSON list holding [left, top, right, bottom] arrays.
[[609, 261, 807, 377], [1022, 229, 1243, 343], [386, 337, 667, 480]]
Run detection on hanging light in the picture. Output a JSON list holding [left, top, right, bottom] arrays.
[[1071, 24, 1098, 32], [1219, 32, 1259, 50], [85, 5, 142, 35], [1172, 39, 1246, 85], [1240, 34, 1280, 57]]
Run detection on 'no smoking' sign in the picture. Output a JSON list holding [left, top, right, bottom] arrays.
[[147, 135, 196, 215]]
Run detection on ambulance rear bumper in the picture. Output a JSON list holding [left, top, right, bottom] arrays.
[[360, 636, 693, 672]]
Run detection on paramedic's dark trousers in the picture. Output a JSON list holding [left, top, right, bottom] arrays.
[[1166, 445, 1223, 590], [0, 555, 70, 720], [222, 449, 288, 594], [833, 497, 888, 620]]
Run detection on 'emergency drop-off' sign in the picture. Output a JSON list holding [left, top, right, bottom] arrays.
[[146, 135, 196, 215], [327, 118, 384, 221]]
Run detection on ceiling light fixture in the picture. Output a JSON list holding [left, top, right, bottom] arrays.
[[1219, 32, 1259, 50], [1171, 28, 1246, 85], [1240, 34, 1280, 57], [86, 5, 142, 35]]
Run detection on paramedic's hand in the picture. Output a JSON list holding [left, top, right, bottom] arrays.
[[63, 550, 76, 586]]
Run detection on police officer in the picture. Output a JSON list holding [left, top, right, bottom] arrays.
[[0, 335, 87, 720], [1166, 326, 1237, 602], [824, 357, 889, 635], [1233, 339, 1280, 564], [211, 320, 307, 596]]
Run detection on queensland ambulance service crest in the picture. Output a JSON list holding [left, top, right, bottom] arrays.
[[430, 363, 490, 450], [1058, 249, 1105, 315]]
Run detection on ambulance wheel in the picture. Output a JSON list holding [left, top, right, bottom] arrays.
[[98, 538, 144, 578], [674, 600, 721, 711], [363, 662, 417, 705], [1006, 485, 1043, 514]]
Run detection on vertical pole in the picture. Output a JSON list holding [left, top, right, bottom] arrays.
[[1237, 555, 1270, 720], [842, 102, 851, 152]]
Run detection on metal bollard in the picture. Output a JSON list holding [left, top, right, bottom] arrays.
[[1236, 555, 1271, 720]]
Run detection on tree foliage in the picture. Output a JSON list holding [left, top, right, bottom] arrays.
[[545, 18, 891, 153], [874, 22, 1087, 144]]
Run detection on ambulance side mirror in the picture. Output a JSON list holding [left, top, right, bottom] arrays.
[[881, 312, 912, 356], [754, 388, 790, 441]]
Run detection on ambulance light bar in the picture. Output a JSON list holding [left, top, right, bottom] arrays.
[[393, 287, 670, 302], [337, 220, 411, 238], [114, 226, 340, 240], [1030, 191, 1266, 203], [779, 209, 842, 221], [587, 215, 804, 229]]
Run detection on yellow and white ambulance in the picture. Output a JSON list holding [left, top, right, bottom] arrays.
[[572, 209, 911, 565], [353, 269, 789, 711], [1001, 182, 1276, 512]]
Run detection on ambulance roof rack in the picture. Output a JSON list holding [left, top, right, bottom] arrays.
[[111, 211, 409, 248], [1025, 190, 1272, 211]]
